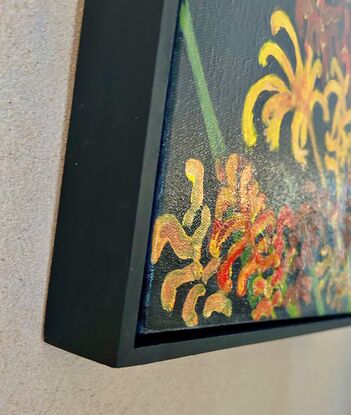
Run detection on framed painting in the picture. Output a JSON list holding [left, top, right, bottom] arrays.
[[45, 0, 351, 367]]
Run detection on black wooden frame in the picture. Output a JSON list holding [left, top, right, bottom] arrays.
[[44, 0, 351, 367]]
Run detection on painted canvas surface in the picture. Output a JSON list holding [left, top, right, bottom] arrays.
[[138, 0, 351, 333]]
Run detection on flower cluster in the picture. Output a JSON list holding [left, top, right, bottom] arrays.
[[150, 4, 351, 328]]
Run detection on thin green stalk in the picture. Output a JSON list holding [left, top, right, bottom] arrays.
[[312, 270, 325, 316], [286, 303, 301, 318], [347, 256, 351, 313], [347, 292, 351, 313], [179, 0, 227, 161]]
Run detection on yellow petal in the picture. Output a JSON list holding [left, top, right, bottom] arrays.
[[310, 59, 323, 87], [324, 79, 344, 101], [259, 40, 295, 85], [299, 117, 308, 150], [242, 75, 289, 147], [325, 132, 338, 153], [270, 10, 303, 75], [262, 91, 292, 124], [182, 283, 206, 327], [237, 259, 257, 297], [291, 111, 308, 165], [338, 131, 348, 167], [182, 159, 204, 228], [213, 154, 240, 222], [264, 116, 285, 151], [324, 154, 338, 174], [203, 291, 232, 318], [192, 205, 211, 253], [304, 44, 313, 79], [152, 214, 195, 263], [261, 91, 292, 150], [330, 103, 342, 138], [161, 262, 203, 312], [152, 204, 210, 264], [310, 90, 330, 122], [342, 109, 351, 128], [202, 257, 221, 284]]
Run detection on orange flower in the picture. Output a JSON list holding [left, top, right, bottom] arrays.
[[251, 276, 283, 320], [209, 154, 279, 296], [151, 159, 212, 327]]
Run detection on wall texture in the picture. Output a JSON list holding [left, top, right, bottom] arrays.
[[1, 1, 351, 414]]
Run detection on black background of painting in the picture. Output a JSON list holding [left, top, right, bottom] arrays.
[[140, 0, 339, 333]]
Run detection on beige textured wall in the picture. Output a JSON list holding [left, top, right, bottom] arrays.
[[1, 1, 351, 414]]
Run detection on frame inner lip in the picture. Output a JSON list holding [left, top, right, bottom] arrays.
[[134, 314, 351, 348]]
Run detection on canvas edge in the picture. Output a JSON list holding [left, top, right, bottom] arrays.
[[116, 0, 181, 367]]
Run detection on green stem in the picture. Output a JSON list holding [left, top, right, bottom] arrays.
[[347, 257, 351, 313], [286, 303, 301, 318], [179, 0, 227, 161], [271, 309, 277, 320], [312, 270, 325, 316]]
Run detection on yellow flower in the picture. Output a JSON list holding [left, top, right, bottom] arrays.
[[242, 10, 329, 185], [324, 58, 351, 196]]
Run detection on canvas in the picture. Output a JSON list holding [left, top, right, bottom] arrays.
[[138, 0, 351, 334]]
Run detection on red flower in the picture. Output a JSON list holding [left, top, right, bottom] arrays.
[[296, 0, 351, 77]]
